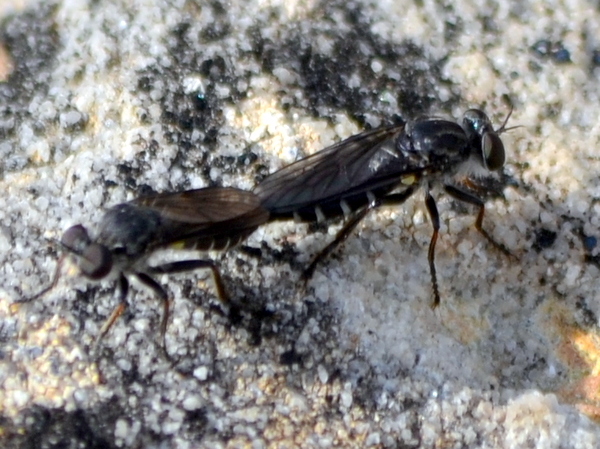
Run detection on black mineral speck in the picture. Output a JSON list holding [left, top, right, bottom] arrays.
[[533, 228, 557, 251], [583, 235, 597, 252], [592, 50, 600, 67], [531, 39, 571, 64]]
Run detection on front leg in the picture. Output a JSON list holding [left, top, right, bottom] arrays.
[[424, 191, 441, 309], [96, 273, 129, 348], [133, 272, 170, 351], [444, 184, 512, 257]]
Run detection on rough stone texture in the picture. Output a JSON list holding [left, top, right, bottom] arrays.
[[2, 0, 600, 447]]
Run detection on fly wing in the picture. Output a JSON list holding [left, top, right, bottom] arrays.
[[253, 124, 409, 215], [134, 187, 266, 225], [132, 187, 269, 249]]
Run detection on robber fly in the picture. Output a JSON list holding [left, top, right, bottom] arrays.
[[253, 109, 514, 307], [20, 187, 269, 346]]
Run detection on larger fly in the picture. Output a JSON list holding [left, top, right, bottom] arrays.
[[21, 187, 269, 345], [254, 109, 514, 307]]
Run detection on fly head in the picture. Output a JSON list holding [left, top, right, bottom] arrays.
[[462, 109, 506, 172], [61, 225, 113, 280]]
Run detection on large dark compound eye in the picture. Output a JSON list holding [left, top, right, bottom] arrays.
[[79, 243, 112, 280], [462, 109, 506, 172], [61, 225, 91, 252], [481, 132, 505, 171], [61, 225, 112, 279]]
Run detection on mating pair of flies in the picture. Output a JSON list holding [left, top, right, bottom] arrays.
[[21, 108, 514, 345]]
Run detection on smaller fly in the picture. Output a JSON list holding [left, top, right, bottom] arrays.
[[254, 108, 515, 307], [20, 187, 269, 346]]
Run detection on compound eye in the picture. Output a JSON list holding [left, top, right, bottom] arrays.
[[61, 225, 91, 253], [481, 132, 505, 171], [79, 243, 112, 280]]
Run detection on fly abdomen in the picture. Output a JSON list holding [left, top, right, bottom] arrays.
[[267, 184, 397, 223], [177, 228, 256, 252]]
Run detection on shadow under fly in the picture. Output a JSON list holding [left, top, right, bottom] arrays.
[[253, 108, 517, 307], [19, 187, 269, 351]]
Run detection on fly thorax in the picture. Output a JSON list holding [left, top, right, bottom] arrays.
[[96, 203, 162, 258], [391, 120, 453, 171], [411, 119, 471, 172]]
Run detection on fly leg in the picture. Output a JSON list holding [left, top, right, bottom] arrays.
[[93, 273, 170, 356], [145, 260, 230, 362], [424, 192, 441, 309], [148, 259, 230, 329], [444, 184, 512, 257], [303, 187, 416, 282], [132, 272, 170, 352], [302, 205, 371, 282], [148, 260, 228, 305], [94, 274, 129, 353], [93, 261, 230, 362]]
